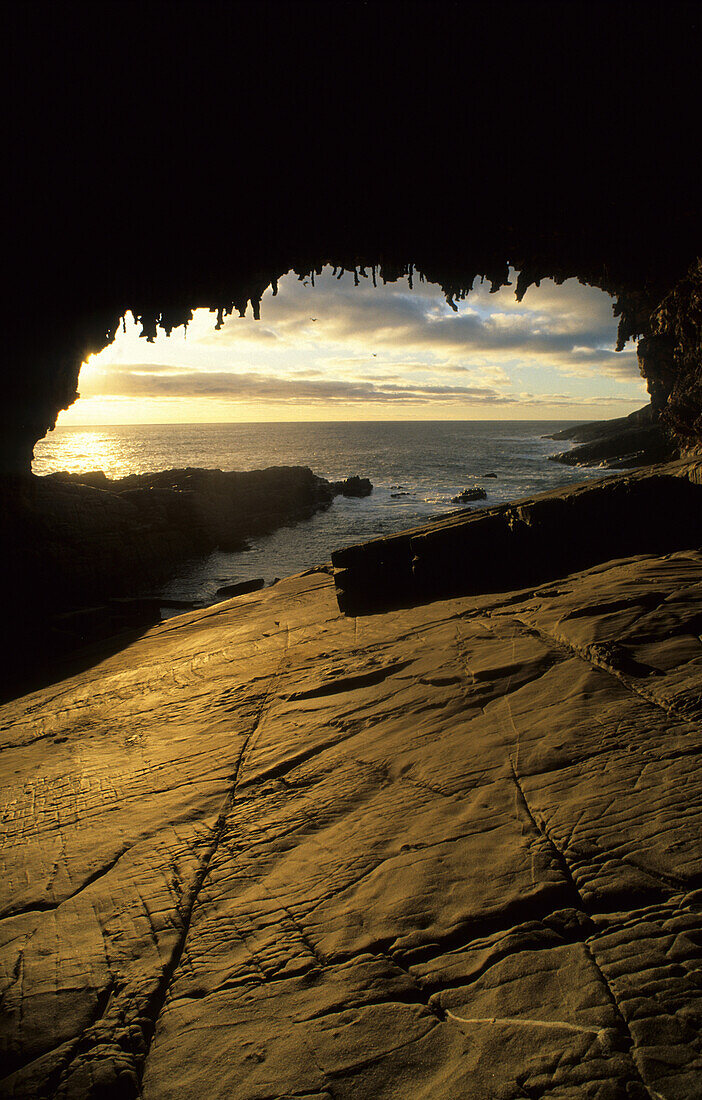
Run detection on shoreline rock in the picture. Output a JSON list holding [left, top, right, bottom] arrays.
[[33, 464, 374, 590], [215, 577, 265, 599], [46, 465, 347, 550], [329, 475, 372, 497], [0, 465, 373, 695], [547, 404, 678, 468]]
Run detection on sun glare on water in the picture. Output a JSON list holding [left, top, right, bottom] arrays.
[[36, 430, 133, 479]]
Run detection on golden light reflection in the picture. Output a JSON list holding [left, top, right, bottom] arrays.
[[33, 429, 133, 479]]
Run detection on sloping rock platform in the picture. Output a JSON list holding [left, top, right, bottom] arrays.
[[1, 545, 701, 1098]]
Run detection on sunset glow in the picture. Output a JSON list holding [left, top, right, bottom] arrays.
[[62, 269, 647, 425]]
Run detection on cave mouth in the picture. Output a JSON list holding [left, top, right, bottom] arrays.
[[10, 259, 682, 697], [33, 266, 647, 477], [4, 3, 700, 479]]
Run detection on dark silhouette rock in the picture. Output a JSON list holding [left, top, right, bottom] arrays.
[[651, 259, 702, 447], [332, 459, 702, 615], [330, 475, 373, 498], [548, 405, 658, 444], [113, 466, 337, 550], [41, 466, 373, 570], [548, 404, 678, 468], [0, 465, 372, 691]]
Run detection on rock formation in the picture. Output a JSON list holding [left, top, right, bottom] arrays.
[[2, 537, 701, 1098], [0, 466, 371, 696], [62, 465, 348, 550], [650, 260, 702, 446], [452, 488, 488, 504], [332, 459, 702, 615], [548, 405, 678, 469], [215, 578, 265, 599], [12, 465, 351, 600], [330, 476, 373, 498]]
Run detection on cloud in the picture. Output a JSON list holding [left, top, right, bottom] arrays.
[[564, 348, 641, 380], [84, 361, 193, 375], [83, 365, 643, 410], [85, 367, 514, 404], [80, 267, 647, 423], [201, 267, 635, 381]]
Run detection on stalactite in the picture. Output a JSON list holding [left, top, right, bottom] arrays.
[[5, 253, 699, 475]]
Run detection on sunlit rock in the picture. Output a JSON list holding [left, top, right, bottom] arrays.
[[2, 530, 701, 1097]]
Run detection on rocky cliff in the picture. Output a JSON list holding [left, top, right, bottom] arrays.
[[547, 405, 678, 469], [651, 260, 702, 446]]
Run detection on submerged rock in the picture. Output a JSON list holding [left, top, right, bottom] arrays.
[[451, 486, 487, 503]]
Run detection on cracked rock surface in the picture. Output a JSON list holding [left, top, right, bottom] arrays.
[[1, 551, 701, 1098]]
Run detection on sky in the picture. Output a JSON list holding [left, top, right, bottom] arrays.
[[61, 268, 648, 424]]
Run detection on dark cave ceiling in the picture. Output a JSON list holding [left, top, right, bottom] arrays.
[[2, 1, 701, 468]]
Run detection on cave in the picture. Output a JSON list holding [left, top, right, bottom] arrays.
[[2, 5, 702, 1098], [3, 0, 700, 668], [33, 270, 651, 438], [4, 2, 701, 476]]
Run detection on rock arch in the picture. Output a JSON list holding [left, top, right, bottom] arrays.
[[3, 1, 700, 471]]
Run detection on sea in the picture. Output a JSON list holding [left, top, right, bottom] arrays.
[[33, 421, 608, 610]]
